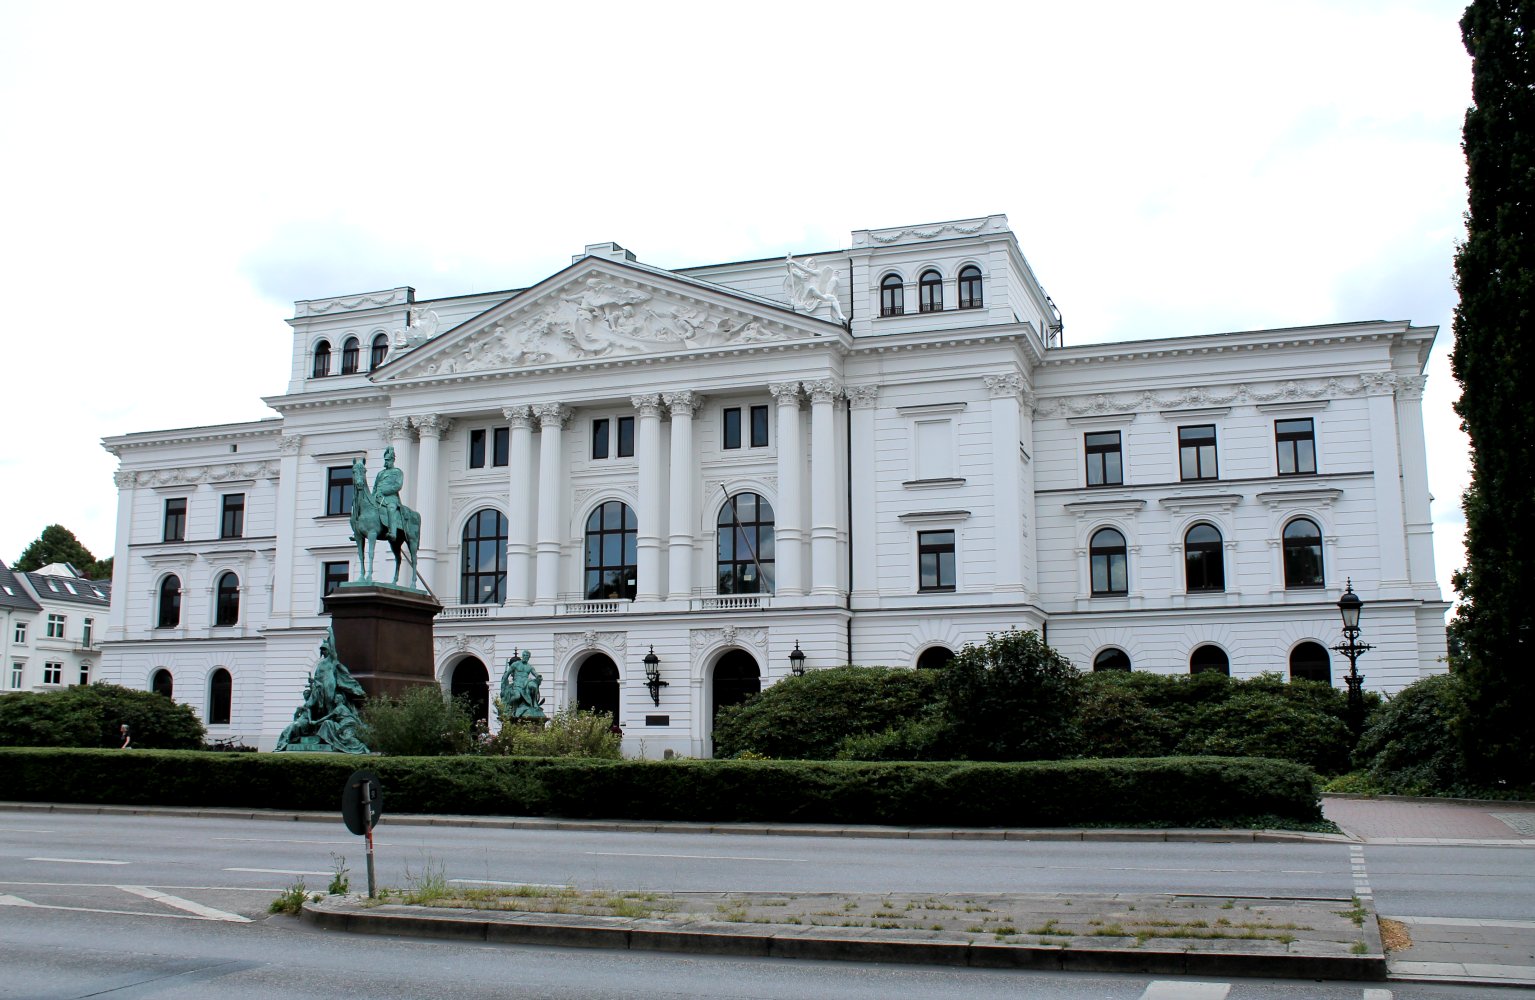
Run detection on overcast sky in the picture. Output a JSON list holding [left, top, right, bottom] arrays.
[[0, 1, 1472, 603]]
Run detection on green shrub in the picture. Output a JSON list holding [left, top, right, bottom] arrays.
[[485, 705, 621, 758], [0, 748, 1322, 827], [712, 666, 942, 759], [1179, 689, 1352, 775], [1075, 675, 1181, 758], [0, 683, 204, 749], [1352, 673, 1470, 794], [833, 718, 945, 761], [936, 629, 1083, 760], [361, 686, 474, 756]]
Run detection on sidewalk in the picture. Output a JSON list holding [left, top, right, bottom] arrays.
[[1324, 793, 1535, 846]]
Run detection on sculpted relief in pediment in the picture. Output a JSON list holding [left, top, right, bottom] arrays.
[[419, 278, 792, 376]]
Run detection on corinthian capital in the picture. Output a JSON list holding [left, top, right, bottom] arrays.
[[278, 433, 304, 455], [768, 381, 803, 404], [804, 379, 844, 403], [630, 393, 663, 418], [113, 469, 135, 488], [983, 372, 1026, 398], [383, 417, 413, 441], [845, 384, 880, 410], [503, 404, 534, 429], [412, 413, 453, 438], [533, 403, 571, 428], [662, 391, 701, 417]]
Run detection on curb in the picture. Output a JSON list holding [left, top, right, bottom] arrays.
[[0, 802, 1347, 844], [1324, 792, 1535, 809], [299, 897, 1387, 981]]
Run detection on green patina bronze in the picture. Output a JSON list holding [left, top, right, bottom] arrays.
[[348, 447, 423, 589], [499, 648, 546, 722], [275, 627, 371, 754]]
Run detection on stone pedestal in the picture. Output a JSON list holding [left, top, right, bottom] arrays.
[[323, 584, 442, 699]]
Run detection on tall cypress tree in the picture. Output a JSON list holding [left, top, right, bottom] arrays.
[[1450, 0, 1535, 785]]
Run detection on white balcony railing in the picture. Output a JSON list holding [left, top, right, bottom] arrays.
[[439, 604, 492, 620], [696, 595, 764, 611], [556, 600, 626, 616]]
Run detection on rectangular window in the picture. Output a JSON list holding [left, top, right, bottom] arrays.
[[43, 662, 62, 685], [592, 418, 610, 460], [492, 427, 509, 467], [79, 663, 90, 686], [322, 560, 349, 599], [163, 497, 187, 541], [1085, 431, 1123, 487], [13, 622, 26, 644], [326, 466, 354, 516], [220, 493, 245, 538], [468, 428, 486, 469], [1276, 418, 1317, 475], [9, 662, 20, 689], [1178, 425, 1218, 481], [722, 407, 742, 449], [616, 415, 635, 458], [82, 618, 94, 647], [918, 530, 956, 592], [750, 405, 770, 448], [46, 614, 66, 639]]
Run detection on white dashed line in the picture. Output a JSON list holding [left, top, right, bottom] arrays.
[[1138, 982, 1230, 999], [119, 885, 251, 923], [27, 857, 129, 865]]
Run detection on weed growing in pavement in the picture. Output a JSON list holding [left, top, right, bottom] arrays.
[[401, 856, 451, 905], [1337, 897, 1367, 926], [328, 854, 350, 896], [268, 880, 307, 915], [1351, 940, 1369, 954]]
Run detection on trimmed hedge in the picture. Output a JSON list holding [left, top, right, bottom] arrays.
[[0, 749, 1321, 827], [0, 684, 205, 750]]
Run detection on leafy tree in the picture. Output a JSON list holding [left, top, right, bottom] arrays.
[[936, 629, 1084, 761], [1450, 0, 1535, 786], [1353, 673, 1472, 795], [0, 684, 204, 749], [13, 525, 111, 579], [360, 686, 475, 756]]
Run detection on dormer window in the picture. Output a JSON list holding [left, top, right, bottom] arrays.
[[370, 333, 389, 369], [340, 337, 360, 374], [918, 270, 943, 313], [958, 265, 984, 309], [312, 341, 332, 378], [880, 274, 905, 317]]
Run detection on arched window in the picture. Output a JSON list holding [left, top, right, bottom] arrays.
[[208, 668, 232, 724], [1282, 518, 1325, 589], [214, 572, 240, 626], [958, 265, 984, 309], [585, 501, 637, 600], [1089, 527, 1128, 596], [711, 650, 761, 723], [916, 646, 954, 670], [461, 509, 509, 604], [880, 273, 905, 317], [340, 337, 360, 374], [1190, 644, 1230, 675], [157, 575, 181, 628], [576, 653, 620, 723], [1184, 523, 1225, 592], [311, 340, 331, 378], [918, 269, 943, 313], [370, 333, 390, 369], [1290, 642, 1332, 684], [1093, 648, 1132, 672], [449, 657, 490, 727], [150, 668, 173, 698], [717, 493, 775, 594]]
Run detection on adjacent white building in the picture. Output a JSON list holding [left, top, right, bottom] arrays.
[[1, 561, 110, 693], [98, 215, 1449, 753]]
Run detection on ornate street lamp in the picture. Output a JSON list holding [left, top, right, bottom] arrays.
[[643, 645, 667, 707], [788, 641, 806, 676], [1332, 579, 1374, 737]]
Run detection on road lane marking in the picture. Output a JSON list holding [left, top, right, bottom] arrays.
[[1389, 915, 1535, 930], [27, 857, 129, 865], [0, 827, 56, 833], [213, 837, 351, 845], [0, 896, 234, 921], [1139, 982, 1229, 999], [586, 852, 808, 863], [1363, 990, 1394, 999], [119, 885, 251, 922], [0, 894, 39, 906], [0, 880, 271, 892], [225, 867, 330, 876]]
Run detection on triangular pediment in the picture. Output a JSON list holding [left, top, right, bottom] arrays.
[[382, 257, 839, 380]]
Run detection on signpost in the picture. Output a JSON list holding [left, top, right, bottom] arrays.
[[341, 769, 383, 898]]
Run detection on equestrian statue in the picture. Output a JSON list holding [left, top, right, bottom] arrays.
[[349, 446, 424, 590]]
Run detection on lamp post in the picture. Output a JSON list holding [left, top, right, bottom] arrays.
[[1332, 579, 1374, 738], [643, 645, 667, 706], [788, 641, 806, 676]]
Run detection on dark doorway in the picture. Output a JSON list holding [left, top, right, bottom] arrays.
[[450, 657, 490, 727], [1289, 642, 1332, 684], [711, 650, 761, 722], [576, 653, 620, 724], [916, 646, 954, 669]]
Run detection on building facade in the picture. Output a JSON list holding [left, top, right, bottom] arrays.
[[1, 561, 110, 693], [99, 215, 1449, 753]]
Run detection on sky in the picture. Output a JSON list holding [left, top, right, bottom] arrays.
[[0, 1, 1473, 603]]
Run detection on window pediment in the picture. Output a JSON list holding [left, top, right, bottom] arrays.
[[1257, 487, 1343, 510], [1158, 493, 1243, 513], [1062, 498, 1147, 520]]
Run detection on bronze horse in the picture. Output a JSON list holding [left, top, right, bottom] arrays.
[[349, 458, 422, 588]]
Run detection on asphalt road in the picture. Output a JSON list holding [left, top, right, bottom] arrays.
[[1, 810, 1531, 999]]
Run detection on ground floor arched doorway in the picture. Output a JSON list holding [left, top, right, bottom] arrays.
[[575, 653, 620, 724], [449, 656, 490, 728], [711, 649, 761, 722]]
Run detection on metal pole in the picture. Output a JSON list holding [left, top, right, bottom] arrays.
[[364, 785, 377, 899]]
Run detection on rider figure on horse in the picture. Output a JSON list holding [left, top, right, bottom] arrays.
[[373, 446, 405, 539]]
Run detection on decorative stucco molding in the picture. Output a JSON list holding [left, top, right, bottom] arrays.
[[126, 461, 280, 488], [278, 433, 305, 455], [502, 405, 533, 429], [434, 633, 496, 662], [1036, 374, 1420, 418], [662, 390, 702, 417], [631, 393, 663, 418], [533, 403, 571, 429], [845, 384, 881, 409], [412, 413, 452, 438], [804, 379, 844, 403], [553, 630, 627, 663]]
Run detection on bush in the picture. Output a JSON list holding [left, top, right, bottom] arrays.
[[484, 706, 622, 759], [1179, 689, 1352, 775], [1352, 673, 1471, 794], [0, 748, 1323, 827], [712, 666, 942, 759], [936, 629, 1083, 760], [361, 686, 474, 756], [0, 683, 204, 749]]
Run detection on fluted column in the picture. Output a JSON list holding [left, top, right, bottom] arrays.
[[845, 385, 880, 600], [633, 394, 665, 602], [270, 432, 304, 623], [503, 405, 535, 606], [984, 372, 1026, 594], [411, 414, 451, 596], [663, 391, 701, 601], [806, 379, 843, 595], [533, 403, 569, 604], [770, 381, 805, 598]]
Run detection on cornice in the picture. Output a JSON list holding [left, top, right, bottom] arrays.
[[1036, 373, 1416, 419], [1039, 322, 1412, 368], [263, 386, 386, 413], [102, 420, 282, 454]]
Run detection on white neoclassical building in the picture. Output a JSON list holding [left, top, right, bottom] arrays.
[[98, 215, 1449, 754]]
